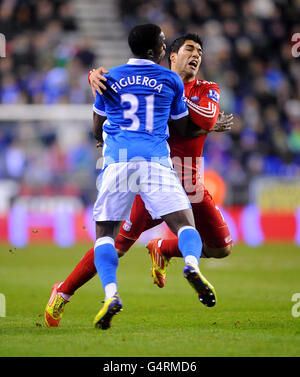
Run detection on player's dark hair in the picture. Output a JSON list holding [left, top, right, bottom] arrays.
[[168, 33, 203, 67], [128, 24, 162, 59]]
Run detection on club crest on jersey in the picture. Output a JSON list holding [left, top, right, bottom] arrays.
[[122, 220, 132, 232], [207, 89, 220, 103], [190, 96, 200, 104]]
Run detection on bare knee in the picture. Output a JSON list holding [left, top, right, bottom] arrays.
[[203, 243, 233, 259]]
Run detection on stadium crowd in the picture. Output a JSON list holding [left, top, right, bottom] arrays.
[[0, 0, 299, 205], [0, 0, 94, 105]]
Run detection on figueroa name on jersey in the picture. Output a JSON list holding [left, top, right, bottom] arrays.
[[111, 75, 163, 93]]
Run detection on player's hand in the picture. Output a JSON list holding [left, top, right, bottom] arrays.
[[213, 111, 233, 132], [89, 67, 109, 97], [96, 140, 103, 148]]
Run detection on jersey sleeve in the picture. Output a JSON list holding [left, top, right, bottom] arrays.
[[93, 92, 106, 117], [170, 75, 189, 120], [186, 83, 220, 131]]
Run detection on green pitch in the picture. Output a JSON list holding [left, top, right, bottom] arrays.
[[0, 242, 299, 357]]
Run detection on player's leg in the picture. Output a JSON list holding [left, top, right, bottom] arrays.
[[190, 190, 233, 258], [45, 195, 161, 327], [93, 162, 145, 329], [161, 208, 216, 307], [145, 185, 201, 288], [45, 162, 133, 328], [141, 163, 216, 307], [45, 234, 122, 329], [146, 188, 233, 291], [45, 282, 70, 327], [58, 248, 96, 297], [150, 235, 232, 261], [202, 242, 233, 258], [45, 247, 96, 327], [116, 195, 162, 255], [151, 189, 233, 261], [93, 220, 123, 330], [115, 194, 166, 287], [54, 196, 152, 302], [146, 238, 171, 288]]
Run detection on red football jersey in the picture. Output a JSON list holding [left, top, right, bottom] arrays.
[[168, 78, 220, 185]]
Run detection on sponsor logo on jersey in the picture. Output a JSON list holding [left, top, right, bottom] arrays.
[[207, 89, 220, 103]]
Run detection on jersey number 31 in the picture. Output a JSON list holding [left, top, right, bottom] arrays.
[[121, 93, 154, 133]]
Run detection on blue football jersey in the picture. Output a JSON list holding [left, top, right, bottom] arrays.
[[93, 58, 188, 167]]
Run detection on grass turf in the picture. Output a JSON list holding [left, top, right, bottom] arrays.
[[0, 242, 299, 357]]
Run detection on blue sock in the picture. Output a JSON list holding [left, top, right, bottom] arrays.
[[94, 237, 118, 290], [178, 226, 202, 261]]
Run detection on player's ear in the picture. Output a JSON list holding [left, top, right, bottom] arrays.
[[147, 49, 154, 59], [170, 52, 177, 64]]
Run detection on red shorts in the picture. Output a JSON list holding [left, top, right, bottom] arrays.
[[116, 189, 232, 251]]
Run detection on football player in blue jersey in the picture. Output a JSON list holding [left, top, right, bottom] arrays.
[[86, 24, 217, 330]]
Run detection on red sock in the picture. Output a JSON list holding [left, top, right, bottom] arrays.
[[115, 234, 136, 253], [59, 247, 96, 296], [160, 239, 182, 259]]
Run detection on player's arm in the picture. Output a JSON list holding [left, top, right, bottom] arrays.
[[93, 91, 107, 147], [170, 115, 190, 136], [169, 76, 190, 136], [93, 112, 106, 147], [186, 111, 233, 137]]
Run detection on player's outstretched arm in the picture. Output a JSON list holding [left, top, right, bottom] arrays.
[[186, 111, 234, 137], [170, 110, 232, 138], [88, 67, 109, 97]]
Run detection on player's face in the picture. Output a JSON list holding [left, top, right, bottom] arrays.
[[171, 40, 202, 80], [154, 32, 167, 63]]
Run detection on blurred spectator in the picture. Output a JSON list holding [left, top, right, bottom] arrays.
[[0, 120, 98, 204], [0, 0, 93, 105]]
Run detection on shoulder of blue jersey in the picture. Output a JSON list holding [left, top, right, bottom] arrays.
[[104, 64, 127, 77]]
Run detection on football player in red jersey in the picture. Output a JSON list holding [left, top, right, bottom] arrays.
[[45, 34, 233, 327]]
